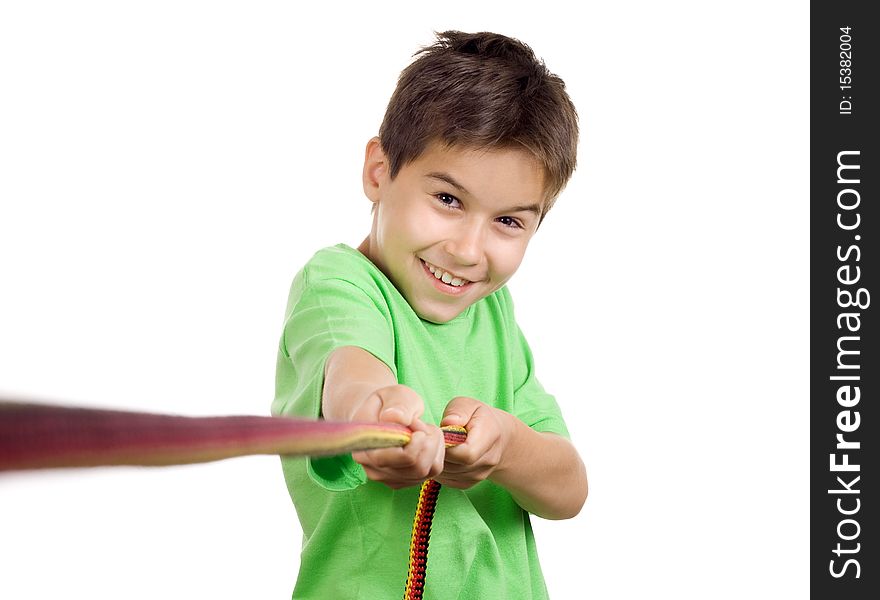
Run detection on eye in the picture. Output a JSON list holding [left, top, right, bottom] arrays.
[[436, 193, 461, 209], [496, 216, 524, 229]]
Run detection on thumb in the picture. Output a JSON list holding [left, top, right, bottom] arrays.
[[375, 385, 423, 426], [441, 396, 480, 427]]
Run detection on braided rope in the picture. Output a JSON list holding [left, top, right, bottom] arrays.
[[403, 425, 467, 600]]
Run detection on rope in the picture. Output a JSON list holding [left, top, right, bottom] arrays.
[[403, 425, 467, 600], [0, 401, 413, 470], [0, 401, 468, 598]]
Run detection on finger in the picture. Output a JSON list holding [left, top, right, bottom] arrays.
[[377, 386, 424, 426], [361, 431, 438, 478], [362, 441, 421, 470], [443, 441, 474, 463], [400, 426, 445, 479], [408, 418, 432, 434], [360, 458, 432, 489], [439, 461, 471, 474], [427, 425, 446, 478], [440, 396, 481, 428], [362, 466, 424, 489], [444, 419, 489, 460], [445, 402, 501, 457], [435, 472, 480, 489], [400, 427, 444, 479], [353, 446, 404, 468]]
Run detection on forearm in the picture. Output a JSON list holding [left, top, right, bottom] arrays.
[[322, 346, 445, 487], [490, 414, 588, 520], [321, 346, 396, 421]]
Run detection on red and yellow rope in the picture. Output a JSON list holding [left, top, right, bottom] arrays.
[[404, 425, 467, 600], [0, 401, 467, 599], [0, 401, 412, 471]]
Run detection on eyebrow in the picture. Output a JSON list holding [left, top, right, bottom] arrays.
[[426, 172, 470, 195], [426, 171, 543, 218]]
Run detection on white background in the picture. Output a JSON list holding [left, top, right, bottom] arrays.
[[0, 1, 808, 598]]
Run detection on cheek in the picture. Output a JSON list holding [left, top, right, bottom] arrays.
[[399, 203, 449, 244], [489, 240, 529, 282], [376, 203, 417, 250]]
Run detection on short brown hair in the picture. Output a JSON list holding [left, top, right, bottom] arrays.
[[378, 31, 579, 211]]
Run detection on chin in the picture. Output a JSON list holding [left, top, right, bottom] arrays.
[[414, 304, 466, 324]]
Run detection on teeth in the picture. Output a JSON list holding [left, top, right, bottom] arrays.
[[424, 261, 469, 287]]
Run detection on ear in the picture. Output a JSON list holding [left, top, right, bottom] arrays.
[[362, 137, 388, 204]]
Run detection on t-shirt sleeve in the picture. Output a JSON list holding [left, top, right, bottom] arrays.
[[510, 322, 571, 440], [276, 273, 396, 490]]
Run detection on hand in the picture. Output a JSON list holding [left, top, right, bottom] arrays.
[[350, 384, 445, 489], [435, 396, 514, 489]]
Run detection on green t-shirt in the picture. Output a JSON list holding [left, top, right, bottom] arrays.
[[272, 244, 569, 599]]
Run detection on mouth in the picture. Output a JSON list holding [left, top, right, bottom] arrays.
[[420, 259, 474, 293]]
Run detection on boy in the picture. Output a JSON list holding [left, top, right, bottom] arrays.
[[272, 31, 587, 599]]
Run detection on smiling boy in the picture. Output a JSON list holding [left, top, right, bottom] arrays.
[[272, 31, 586, 599]]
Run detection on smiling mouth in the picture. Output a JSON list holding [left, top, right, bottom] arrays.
[[421, 260, 471, 288]]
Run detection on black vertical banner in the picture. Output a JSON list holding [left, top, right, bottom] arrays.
[[811, 2, 878, 597]]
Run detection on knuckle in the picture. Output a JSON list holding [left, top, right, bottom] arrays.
[[413, 463, 433, 480], [392, 384, 416, 401], [460, 447, 479, 465]]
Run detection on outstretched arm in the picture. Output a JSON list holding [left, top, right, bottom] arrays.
[[322, 345, 445, 489], [438, 396, 587, 520]]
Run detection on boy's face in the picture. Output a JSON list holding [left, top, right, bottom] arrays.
[[360, 139, 545, 324]]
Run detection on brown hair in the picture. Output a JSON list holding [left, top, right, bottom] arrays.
[[378, 31, 579, 211]]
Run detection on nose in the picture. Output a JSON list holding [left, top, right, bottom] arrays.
[[443, 220, 484, 266]]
